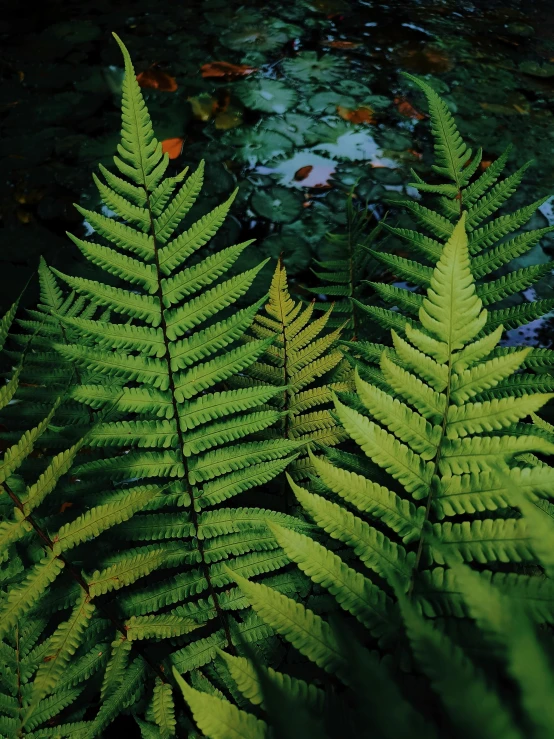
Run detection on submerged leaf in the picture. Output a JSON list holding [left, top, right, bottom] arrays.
[[201, 61, 258, 78], [337, 105, 376, 124], [136, 68, 178, 92]]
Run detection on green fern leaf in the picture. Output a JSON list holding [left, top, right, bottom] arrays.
[[173, 668, 268, 739], [152, 678, 176, 739]]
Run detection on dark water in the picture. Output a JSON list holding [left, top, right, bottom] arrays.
[[2, 0, 554, 326]]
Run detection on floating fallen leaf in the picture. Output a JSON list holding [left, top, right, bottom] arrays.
[[214, 106, 243, 130], [189, 93, 218, 121], [162, 138, 185, 159], [59, 502, 73, 514], [395, 96, 425, 120], [398, 45, 453, 74], [294, 165, 314, 181], [16, 209, 33, 224], [479, 102, 529, 115], [201, 61, 258, 78], [324, 40, 361, 49], [337, 105, 375, 124], [136, 68, 178, 92], [480, 160, 492, 170]]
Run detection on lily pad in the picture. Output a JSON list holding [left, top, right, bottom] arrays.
[[251, 186, 303, 223], [259, 114, 318, 147], [45, 20, 101, 44], [265, 151, 337, 188], [376, 130, 413, 151], [221, 18, 301, 52], [282, 51, 347, 83], [224, 128, 294, 165], [308, 91, 357, 114], [235, 79, 298, 114], [262, 232, 312, 274], [336, 80, 374, 97], [314, 130, 393, 162], [519, 61, 554, 78]]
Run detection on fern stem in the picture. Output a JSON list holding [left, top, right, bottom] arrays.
[[146, 192, 235, 653], [15, 624, 23, 738], [407, 318, 455, 597]]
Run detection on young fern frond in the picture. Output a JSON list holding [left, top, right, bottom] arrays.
[[2, 259, 110, 466], [240, 259, 350, 481]]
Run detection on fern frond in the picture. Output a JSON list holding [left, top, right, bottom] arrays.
[[403, 73, 471, 188], [173, 668, 268, 739]]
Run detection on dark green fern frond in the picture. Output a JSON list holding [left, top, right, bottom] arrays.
[[364, 74, 554, 350], [303, 191, 384, 338]]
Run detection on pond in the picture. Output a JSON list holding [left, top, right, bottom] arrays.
[[2, 0, 554, 347]]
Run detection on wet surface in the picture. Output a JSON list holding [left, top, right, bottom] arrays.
[[1, 0, 554, 343]]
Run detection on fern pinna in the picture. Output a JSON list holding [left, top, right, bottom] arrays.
[[353, 74, 554, 375], [242, 259, 350, 482], [173, 215, 554, 739]]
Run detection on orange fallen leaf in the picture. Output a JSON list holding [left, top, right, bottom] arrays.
[[325, 40, 361, 49], [480, 160, 492, 170], [162, 138, 185, 159], [398, 45, 453, 74], [59, 502, 73, 514], [406, 149, 423, 159], [337, 105, 375, 124], [395, 97, 425, 120], [136, 68, 178, 92], [294, 165, 314, 181], [201, 61, 258, 78]]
